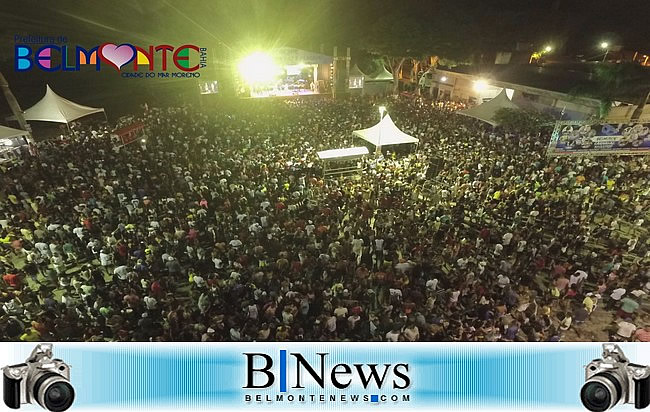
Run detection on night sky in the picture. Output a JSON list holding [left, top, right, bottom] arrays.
[[1, 0, 649, 116], [2, 0, 649, 58]]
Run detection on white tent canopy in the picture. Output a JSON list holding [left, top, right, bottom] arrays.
[[353, 114, 419, 147], [0, 125, 29, 140], [457, 89, 521, 126], [14, 84, 105, 124], [366, 65, 394, 82]]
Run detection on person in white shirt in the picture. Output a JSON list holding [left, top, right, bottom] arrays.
[[351, 237, 364, 264], [113, 265, 129, 281], [502, 232, 513, 246], [72, 226, 85, 241], [426, 278, 439, 292], [497, 274, 510, 288], [34, 242, 51, 258], [517, 240, 527, 252], [569, 270, 588, 287], [616, 320, 637, 339], [247, 304, 258, 320], [403, 324, 420, 342], [610, 288, 626, 301], [449, 290, 461, 304], [333, 305, 348, 318], [385, 327, 401, 342], [389, 288, 403, 300], [99, 249, 113, 267], [144, 296, 157, 310], [46, 223, 61, 231], [229, 236, 243, 248]]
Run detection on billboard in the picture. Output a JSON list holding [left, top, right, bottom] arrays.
[[547, 120, 650, 156]]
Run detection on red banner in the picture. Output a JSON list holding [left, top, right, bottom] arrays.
[[114, 122, 145, 145]]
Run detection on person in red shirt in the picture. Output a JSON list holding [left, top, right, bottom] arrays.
[[151, 280, 163, 298], [2, 273, 21, 288]]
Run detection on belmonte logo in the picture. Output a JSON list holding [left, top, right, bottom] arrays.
[[243, 350, 412, 404], [14, 36, 207, 78]]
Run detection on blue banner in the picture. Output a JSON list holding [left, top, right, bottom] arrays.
[[2, 342, 650, 411]]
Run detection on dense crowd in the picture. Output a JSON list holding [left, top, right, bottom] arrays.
[[1, 96, 649, 342]]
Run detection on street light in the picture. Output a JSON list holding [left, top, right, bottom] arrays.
[[600, 42, 609, 62], [377, 106, 386, 154], [473, 79, 488, 92]]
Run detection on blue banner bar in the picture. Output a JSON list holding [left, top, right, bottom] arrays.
[[1, 342, 649, 411]]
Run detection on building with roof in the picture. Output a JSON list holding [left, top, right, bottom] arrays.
[[427, 63, 650, 122]]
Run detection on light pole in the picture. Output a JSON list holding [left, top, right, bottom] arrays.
[[0, 71, 30, 135], [601, 42, 609, 62], [377, 105, 386, 154]]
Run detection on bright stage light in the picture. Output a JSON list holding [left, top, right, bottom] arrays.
[[600, 42, 609, 49], [544, 45, 553, 53], [440, 76, 448, 82], [473, 79, 488, 92], [238, 51, 280, 85]]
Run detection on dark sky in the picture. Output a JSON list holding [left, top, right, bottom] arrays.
[[1, 0, 649, 59], [0, 0, 648, 118]]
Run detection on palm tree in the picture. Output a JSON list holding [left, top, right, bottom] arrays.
[[571, 63, 649, 119], [0, 71, 30, 133]]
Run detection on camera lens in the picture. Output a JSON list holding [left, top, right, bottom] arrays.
[[582, 382, 611, 411], [581, 373, 622, 412], [33, 373, 75, 412], [44, 382, 74, 412]]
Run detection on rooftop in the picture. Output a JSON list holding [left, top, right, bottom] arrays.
[[439, 63, 650, 104]]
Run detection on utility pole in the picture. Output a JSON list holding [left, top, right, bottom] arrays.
[[0, 71, 31, 135]]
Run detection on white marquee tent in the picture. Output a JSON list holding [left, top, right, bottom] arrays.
[[366, 65, 394, 82], [457, 89, 521, 126], [353, 114, 419, 148], [11, 85, 105, 124], [0, 125, 29, 140]]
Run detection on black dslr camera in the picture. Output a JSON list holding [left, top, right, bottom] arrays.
[[3, 344, 74, 412], [581, 344, 650, 411]]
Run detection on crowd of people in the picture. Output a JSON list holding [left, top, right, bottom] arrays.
[[1, 95, 649, 342]]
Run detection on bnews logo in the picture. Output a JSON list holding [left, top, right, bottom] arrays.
[[243, 350, 412, 404]]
